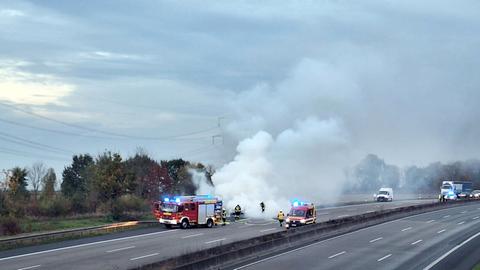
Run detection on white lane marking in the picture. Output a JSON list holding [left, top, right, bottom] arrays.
[[18, 265, 41, 270], [205, 238, 226, 244], [457, 221, 465, 225], [0, 229, 178, 262], [461, 211, 467, 214], [317, 212, 329, 215], [437, 229, 446, 234], [181, 233, 204, 239], [106, 246, 135, 253], [369, 237, 383, 243], [411, 240, 423, 245], [233, 205, 473, 270], [401, 227, 412, 232], [260, 228, 277, 233], [443, 215, 450, 218], [473, 216, 479, 220], [130, 253, 159, 261], [366, 210, 375, 213], [424, 231, 480, 270], [377, 254, 392, 262], [426, 219, 435, 223], [337, 215, 350, 218], [328, 251, 346, 259]]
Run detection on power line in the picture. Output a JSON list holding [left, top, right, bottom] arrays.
[[0, 131, 72, 155], [0, 146, 68, 162], [0, 101, 219, 141], [0, 117, 116, 140]]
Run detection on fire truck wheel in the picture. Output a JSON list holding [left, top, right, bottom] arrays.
[[206, 219, 214, 228], [180, 219, 189, 229]]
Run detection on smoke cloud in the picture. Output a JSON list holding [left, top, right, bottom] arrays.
[[212, 53, 480, 215]]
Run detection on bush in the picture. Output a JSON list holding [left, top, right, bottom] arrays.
[[39, 196, 72, 217], [105, 195, 148, 221], [0, 216, 21, 236]]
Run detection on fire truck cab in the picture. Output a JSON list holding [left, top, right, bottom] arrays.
[[153, 195, 222, 229], [285, 201, 316, 229]]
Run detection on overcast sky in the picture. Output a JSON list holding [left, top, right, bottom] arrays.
[[1, 0, 479, 178]]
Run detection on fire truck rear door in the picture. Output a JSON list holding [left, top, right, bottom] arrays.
[[198, 204, 207, 225], [206, 204, 214, 218]]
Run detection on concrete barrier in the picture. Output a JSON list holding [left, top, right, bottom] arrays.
[[0, 221, 158, 250], [131, 200, 479, 270]]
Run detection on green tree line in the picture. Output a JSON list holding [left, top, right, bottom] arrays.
[[0, 151, 214, 235]]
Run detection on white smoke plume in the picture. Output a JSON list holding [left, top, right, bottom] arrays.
[[189, 168, 215, 195], [211, 53, 480, 216]]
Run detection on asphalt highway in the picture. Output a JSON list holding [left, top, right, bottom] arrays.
[[0, 198, 437, 270], [234, 202, 480, 270]]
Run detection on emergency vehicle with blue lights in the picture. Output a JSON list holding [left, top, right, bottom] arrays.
[[153, 195, 222, 229], [285, 200, 317, 229]]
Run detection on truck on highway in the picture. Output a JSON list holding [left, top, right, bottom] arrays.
[[153, 195, 223, 229], [285, 201, 317, 229], [374, 187, 394, 202], [439, 181, 473, 202]]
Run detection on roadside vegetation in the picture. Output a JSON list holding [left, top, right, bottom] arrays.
[[0, 150, 213, 236]]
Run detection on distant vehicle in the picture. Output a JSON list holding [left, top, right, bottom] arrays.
[[439, 181, 473, 202], [458, 191, 471, 200], [153, 195, 223, 229], [285, 201, 316, 229], [374, 188, 393, 202], [472, 190, 480, 199]]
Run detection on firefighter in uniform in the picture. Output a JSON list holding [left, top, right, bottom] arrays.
[[260, 201, 265, 213], [234, 205, 242, 220], [277, 210, 285, 227], [222, 208, 227, 226]]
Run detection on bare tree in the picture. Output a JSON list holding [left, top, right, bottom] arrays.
[[29, 162, 46, 201]]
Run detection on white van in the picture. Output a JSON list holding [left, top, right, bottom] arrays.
[[374, 188, 393, 202]]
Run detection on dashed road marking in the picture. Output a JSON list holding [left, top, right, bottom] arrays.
[[369, 237, 383, 243], [411, 239, 423, 245], [377, 254, 392, 262], [443, 215, 450, 218], [106, 246, 135, 253], [337, 215, 350, 218], [181, 233, 204, 239], [260, 228, 277, 233], [328, 251, 346, 259], [457, 221, 465, 225], [426, 220, 435, 223], [205, 238, 226, 244], [17, 265, 41, 270], [401, 227, 412, 232], [130, 253, 159, 261], [461, 211, 467, 214], [437, 229, 446, 234], [473, 216, 479, 220]]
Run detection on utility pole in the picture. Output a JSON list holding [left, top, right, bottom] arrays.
[[212, 116, 225, 145]]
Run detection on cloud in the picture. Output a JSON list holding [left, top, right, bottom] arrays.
[[77, 51, 149, 61], [0, 60, 74, 106], [0, 9, 25, 18]]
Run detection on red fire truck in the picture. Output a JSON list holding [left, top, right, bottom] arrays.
[[153, 195, 222, 229], [285, 201, 317, 229]]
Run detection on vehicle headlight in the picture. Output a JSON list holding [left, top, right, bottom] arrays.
[[300, 219, 306, 224], [286, 218, 290, 223]]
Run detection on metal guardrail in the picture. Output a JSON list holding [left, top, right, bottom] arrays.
[[0, 220, 158, 250]]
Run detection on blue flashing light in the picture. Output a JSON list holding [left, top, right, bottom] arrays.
[[164, 198, 170, 202], [175, 198, 181, 203]]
